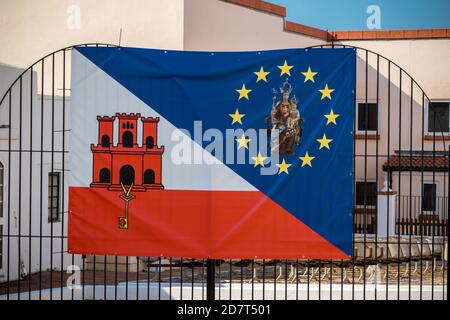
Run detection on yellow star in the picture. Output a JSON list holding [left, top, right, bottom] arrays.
[[229, 108, 245, 125], [236, 84, 252, 100], [317, 133, 333, 150], [252, 152, 267, 168], [319, 84, 335, 100], [254, 66, 270, 83], [324, 109, 340, 125], [301, 67, 318, 83], [299, 152, 315, 168], [276, 159, 292, 174], [235, 134, 251, 149], [277, 60, 294, 76]]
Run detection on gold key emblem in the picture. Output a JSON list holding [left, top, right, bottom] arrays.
[[119, 182, 136, 229]]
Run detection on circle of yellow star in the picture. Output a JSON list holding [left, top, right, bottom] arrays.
[[319, 84, 335, 100], [317, 133, 333, 150], [277, 60, 294, 76], [254, 66, 270, 83], [235, 134, 251, 149], [299, 152, 315, 168], [229, 108, 245, 125], [324, 109, 340, 125], [252, 152, 267, 167], [301, 67, 318, 83], [236, 84, 252, 100], [276, 159, 292, 174]]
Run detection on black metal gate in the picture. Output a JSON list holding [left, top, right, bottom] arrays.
[[0, 43, 447, 300]]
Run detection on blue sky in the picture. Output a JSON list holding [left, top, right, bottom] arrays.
[[270, 0, 450, 30]]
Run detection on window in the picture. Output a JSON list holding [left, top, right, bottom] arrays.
[[422, 183, 437, 212], [428, 101, 450, 133], [357, 102, 378, 131], [99, 168, 111, 183], [48, 172, 60, 222], [355, 181, 377, 207], [0, 162, 3, 218], [146, 136, 154, 149], [143, 169, 155, 184], [120, 165, 135, 186], [101, 135, 110, 148], [122, 131, 133, 148]]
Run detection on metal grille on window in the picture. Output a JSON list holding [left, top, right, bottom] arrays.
[[48, 172, 60, 222]]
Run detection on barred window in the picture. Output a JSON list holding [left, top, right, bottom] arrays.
[[428, 101, 450, 133], [48, 172, 60, 222], [355, 181, 377, 207]]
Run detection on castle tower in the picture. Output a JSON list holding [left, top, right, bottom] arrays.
[[116, 112, 140, 148], [97, 115, 115, 148], [141, 117, 160, 149]]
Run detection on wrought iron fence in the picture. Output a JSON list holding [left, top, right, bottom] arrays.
[[0, 43, 448, 300]]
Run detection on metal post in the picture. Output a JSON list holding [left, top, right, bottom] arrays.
[[206, 259, 216, 300], [447, 146, 449, 301]]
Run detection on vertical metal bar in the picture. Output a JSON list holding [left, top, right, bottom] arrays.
[[386, 61, 391, 300], [218, 259, 221, 300], [18, 76, 23, 300], [284, 260, 288, 300], [351, 48, 357, 301], [39, 60, 44, 299], [206, 258, 215, 300], [125, 256, 129, 300], [6, 92, 11, 300], [375, 54, 380, 300], [296, 259, 299, 301], [50, 53, 55, 300], [307, 259, 310, 300], [169, 257, 172, 300], [397, 69, 402, 301], [431, 112, 436, 300], [61, 49, 66, 301], [158, 256, 161, 300], [408, 78, 414, 300], [147, 257, 150, 300], [180, 257, 184, 300], [192, 258, 195, 300], [420, 93, 425, 300], [228, 259, 232, 300], [114, 255, 118, 300], [251, 260, 254, 300], [240, 260, 243, 300], [262, 259, 265, 300], [363, 49, 369, 300], [28, 67, 33, 301], [447, 146, 449, 302]]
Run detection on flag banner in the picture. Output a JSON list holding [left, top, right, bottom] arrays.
[[68, 46, 355, 259]]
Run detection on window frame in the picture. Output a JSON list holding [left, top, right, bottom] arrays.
[[426, 100, 450, 135], [356, 100, 379, 134], [48, 172, 61, 223], [355, 180, 378, 209]]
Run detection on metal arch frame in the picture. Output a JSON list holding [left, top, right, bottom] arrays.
[[305, 43, 432, 102], [0, 43, 117, 107]]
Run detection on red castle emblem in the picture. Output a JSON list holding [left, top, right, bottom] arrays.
[[90, 113, 165, 228]]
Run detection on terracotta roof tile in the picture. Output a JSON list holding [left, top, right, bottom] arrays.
[[383, 155, 448, 171]]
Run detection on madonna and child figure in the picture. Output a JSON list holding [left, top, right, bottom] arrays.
[[265, 79, 304, 156]]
